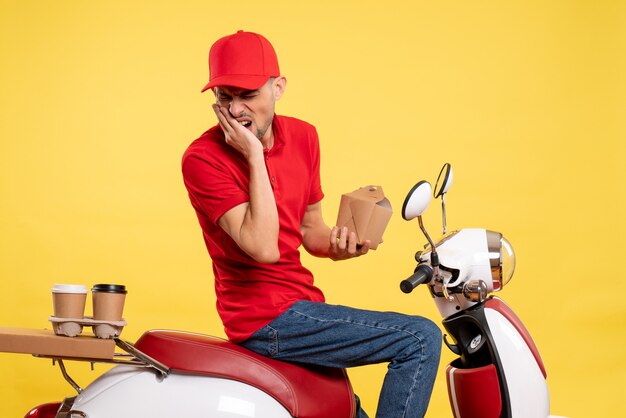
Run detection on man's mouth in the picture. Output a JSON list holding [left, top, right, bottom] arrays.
[[239, 120, 252, 128]]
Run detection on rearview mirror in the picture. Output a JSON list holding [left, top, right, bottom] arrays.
[[434, 163, 453, 234], [434, 163, 453, 198], [402, 181, 432, 221]]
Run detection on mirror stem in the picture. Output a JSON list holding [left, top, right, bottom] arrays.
[[418, 215, 443, 289], [418, 215, 437, 256], [441, 194, 447, 235]]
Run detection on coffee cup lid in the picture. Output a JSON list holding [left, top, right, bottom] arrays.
[[52, 284, 88, 294], [92, 284, 127, 294]]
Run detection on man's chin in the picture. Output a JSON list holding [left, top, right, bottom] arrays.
[[255, 116, 274, 141], [255, 125, 270, 141]]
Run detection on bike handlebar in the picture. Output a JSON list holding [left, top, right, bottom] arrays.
[[400, 264, 434, 294]]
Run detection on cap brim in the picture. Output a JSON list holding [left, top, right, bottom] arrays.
[[201, 74, 271, 93]]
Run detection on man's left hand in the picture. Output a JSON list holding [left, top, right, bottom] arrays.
[[328, 226, 371, 261]]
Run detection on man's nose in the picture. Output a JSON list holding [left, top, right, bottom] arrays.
[[229, 97, 245, 117]]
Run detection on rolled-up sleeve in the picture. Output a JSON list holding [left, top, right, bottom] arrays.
[[182, 152, 249, 225]]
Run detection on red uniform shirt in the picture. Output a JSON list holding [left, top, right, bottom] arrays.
[[182, 115, 326, 342]]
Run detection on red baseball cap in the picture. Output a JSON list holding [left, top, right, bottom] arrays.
[[201, 30, 280, 93]]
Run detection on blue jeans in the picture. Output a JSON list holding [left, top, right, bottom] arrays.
[[240, 300, 442, 418]]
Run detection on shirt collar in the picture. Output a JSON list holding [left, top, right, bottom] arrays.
[[267, 114, 284, 152]]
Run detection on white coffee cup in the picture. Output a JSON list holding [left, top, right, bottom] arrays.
[[52, 284, 88, 319]]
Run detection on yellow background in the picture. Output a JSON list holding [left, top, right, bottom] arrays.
[[1, 0, 624, 416]]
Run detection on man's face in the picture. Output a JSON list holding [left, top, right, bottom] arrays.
[[213, 77, 285, 142]]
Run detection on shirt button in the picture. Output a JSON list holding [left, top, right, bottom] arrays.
[[271, 177, 275, 182]]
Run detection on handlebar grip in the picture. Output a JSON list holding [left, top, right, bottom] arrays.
[[400, 264, 433, 294]]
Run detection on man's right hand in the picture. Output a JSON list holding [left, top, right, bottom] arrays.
[[212, 104, 262, 161]]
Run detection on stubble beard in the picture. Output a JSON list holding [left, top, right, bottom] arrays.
[[255, 115, 274, 141]]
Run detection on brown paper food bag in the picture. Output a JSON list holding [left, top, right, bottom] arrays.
[[336, 185, 392, 250]]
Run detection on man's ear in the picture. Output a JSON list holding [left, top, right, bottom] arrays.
[[273, 76, 287, 100]]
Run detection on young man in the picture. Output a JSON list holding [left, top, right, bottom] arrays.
[[182, 30, 441, 418]]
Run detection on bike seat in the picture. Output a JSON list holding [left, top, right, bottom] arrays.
[[134, 330, 355, 418]]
